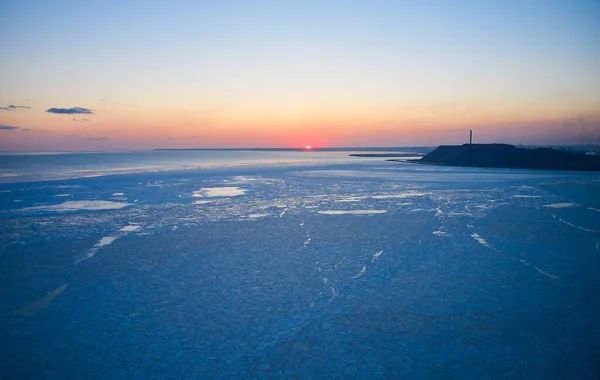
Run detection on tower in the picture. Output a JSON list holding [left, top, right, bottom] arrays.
[[469, 130, 473, 144]]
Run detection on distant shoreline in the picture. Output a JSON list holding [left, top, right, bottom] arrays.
[[349, 153, 424, 158], [155, 147, 434, 153]]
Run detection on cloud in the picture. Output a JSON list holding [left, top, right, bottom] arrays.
[[72, 118, 92, 122], [165, 136, 200, 140], [0, 125, 20, 130], [0, 104, 32, 111], [46, 106, 93, 115], [86, 137, 108, 141]]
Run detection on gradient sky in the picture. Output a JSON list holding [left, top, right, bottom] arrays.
[[1, 0, 599, 151]]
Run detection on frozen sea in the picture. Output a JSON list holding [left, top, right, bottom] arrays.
[[1, 150, 599, 379]]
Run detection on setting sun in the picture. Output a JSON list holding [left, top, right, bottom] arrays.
[[305, 145, 312, 150]]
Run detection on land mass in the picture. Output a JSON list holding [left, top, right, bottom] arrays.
[[396, 143, 600, 171]]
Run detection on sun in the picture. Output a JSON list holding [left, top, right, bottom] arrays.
[[305, 145, 312, 150]]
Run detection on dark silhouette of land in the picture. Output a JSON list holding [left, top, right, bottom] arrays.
[[397, 144, 600, 171]]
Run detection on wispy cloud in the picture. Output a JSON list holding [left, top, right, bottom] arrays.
[[0, 125, 20, 130], [46, 106, 93, 115], [0, 104, 32, 111], [72, 118, 92, 122], [86, 137, 108, 141], [166, 136, 200, 140]]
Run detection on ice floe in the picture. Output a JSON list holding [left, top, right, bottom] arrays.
[[248, 213, 268, 219], [317, 210, 387, 215], [520, 259, 560, 281], [119, 225, 141, 232], [552, 214, 597, 232], [20, 200, 130, 212], [193, 187, 246, 197], [97, 236, 116, 247], [543, 203, 576, 208], [193, 200, 213, 205], [15, 284, 68, 316], [512, 195, 542, 198], [471, 233, 491, 248], [371, 192, 428, 199], [329, 286, 339, 301], [432, 230, 448, 236], [352, 265, 367, 279], [372, 250, 384, 262], [335, 197, 367, 203], [75, 236, 118, 264]]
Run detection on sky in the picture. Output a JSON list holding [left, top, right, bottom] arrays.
[[1, 0, 599, 151]]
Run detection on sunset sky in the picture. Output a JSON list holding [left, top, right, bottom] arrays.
[[1, 0, 599, 151]]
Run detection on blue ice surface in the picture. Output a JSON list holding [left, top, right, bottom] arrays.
[[1, 155, 600, 379]]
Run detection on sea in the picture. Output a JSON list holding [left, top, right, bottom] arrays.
[[1, 149, 599, 379]]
